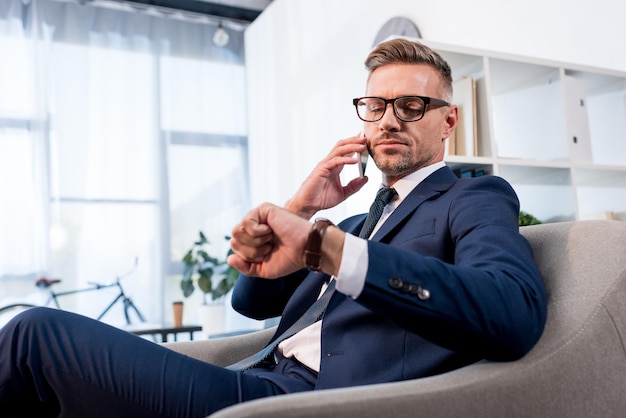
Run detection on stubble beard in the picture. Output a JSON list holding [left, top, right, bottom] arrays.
[[372, 148, 416, 178]]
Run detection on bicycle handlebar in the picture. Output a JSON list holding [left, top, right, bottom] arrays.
[[117, 256, 139, 281]]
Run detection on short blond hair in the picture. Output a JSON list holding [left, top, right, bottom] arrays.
[[365, 38, 453, 100]]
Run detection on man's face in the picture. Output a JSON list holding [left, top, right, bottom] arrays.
[[363, 63, 457, 185]]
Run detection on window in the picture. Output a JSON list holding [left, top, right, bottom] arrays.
[[0, 0, 249, 327]]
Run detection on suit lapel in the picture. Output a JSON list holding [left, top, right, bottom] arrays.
[[320, 167, 458, 320], [370, 166, 458, 242]]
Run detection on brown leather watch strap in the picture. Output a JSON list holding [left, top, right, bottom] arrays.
[[303, 218, 335, 271]]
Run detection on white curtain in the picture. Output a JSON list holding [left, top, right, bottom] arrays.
[[0, 1, 48, 279], [0, 0, 249, 327]]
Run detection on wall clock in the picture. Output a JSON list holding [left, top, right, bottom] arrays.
[[372, 17, 421, 47]]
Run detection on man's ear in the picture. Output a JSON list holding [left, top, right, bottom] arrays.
[[441, 105, 458, 140]]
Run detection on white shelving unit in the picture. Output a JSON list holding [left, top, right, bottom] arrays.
[[422, 39, 626, 223]]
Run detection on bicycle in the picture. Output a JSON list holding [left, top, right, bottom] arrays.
[[0, 258, 146, 329]]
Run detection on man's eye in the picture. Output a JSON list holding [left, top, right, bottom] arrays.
[[400, 100, 423, 111]]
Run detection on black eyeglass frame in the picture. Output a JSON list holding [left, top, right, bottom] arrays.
[[352, 95, 451, 122]]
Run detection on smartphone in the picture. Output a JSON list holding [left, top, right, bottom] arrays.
[[358, 132, 368, 177], [358, 148, 369, 177]]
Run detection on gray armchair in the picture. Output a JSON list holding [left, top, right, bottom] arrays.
[[165, 220, 626, 418]]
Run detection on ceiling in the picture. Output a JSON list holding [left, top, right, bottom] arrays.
[[123, 0, 273, 22], [197, 0, 272, 11]]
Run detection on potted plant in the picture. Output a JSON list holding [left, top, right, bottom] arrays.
[[180, 231, 239, 335], [180, 231, 239, 303], [519, 211, 542, 226]]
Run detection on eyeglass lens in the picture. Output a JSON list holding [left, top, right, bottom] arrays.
[[356, 97, 426, 122]]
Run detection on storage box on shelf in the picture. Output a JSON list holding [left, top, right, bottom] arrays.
[[420, 38, 626, 223]]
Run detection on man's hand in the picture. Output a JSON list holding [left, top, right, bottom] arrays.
[[285, 134, 369, 219], [228, 203, 311, 279]]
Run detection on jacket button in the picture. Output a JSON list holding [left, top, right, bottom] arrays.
[[389, 278, 403, 289], [404, 283, 418, 294], [417, 288, 430, 301]]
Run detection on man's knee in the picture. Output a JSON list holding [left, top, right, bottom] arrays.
[[14, 306, 62, 325]]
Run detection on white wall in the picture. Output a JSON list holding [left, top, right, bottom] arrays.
[[244, 0, 626, 222]]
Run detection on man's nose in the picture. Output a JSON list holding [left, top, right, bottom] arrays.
[[378, 102, 401, 130]]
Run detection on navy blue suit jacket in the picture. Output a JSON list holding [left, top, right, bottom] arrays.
[[232, 166, 547, 390]]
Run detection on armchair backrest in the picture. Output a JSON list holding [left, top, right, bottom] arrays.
[[520, 220, 626, 360]]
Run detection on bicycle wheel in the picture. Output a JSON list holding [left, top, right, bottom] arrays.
[[0, 303, 37, 329]]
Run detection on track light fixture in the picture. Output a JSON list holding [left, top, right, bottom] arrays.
[[213, 23, 229, 47]]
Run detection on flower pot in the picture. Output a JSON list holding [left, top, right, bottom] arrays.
[[198, 303, 225, 337]]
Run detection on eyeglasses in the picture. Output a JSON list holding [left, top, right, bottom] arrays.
[[352, 96, 450, 122]]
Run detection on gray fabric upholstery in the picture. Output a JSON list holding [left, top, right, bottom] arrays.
[[166, 220, 626, 418], [164, 327, 275, 367]]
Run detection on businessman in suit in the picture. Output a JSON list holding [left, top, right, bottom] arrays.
[[228, 37, 546, 388], [0, 38, 546, 417]]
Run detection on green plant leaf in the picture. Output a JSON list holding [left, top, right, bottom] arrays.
[[225, 265, 239, 284], [213, 278, 230, 300], [195, 231, 208, 246], [519, 211, 542, 226], [181, 264, 195, 282], [197, 275, 213, 294], [197, 250, 219, 265], [180, 278, 195, 298], [198, 265, 213, 277], [182, 249, 194, 265], [196, 249, 209, 262]]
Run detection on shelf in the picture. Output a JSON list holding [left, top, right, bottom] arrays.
[[585, 81, 626, 166], [420, 39, 626, 223], [489, 64, 567, 161], [497, 164, 571, 185], [495, 158, 571, 169], [572, 166, 626, 187], [437, 50, 484, 80], [499, 165, 575, 222], [444, 155, 494, 165], [575, 173, 626, 221]]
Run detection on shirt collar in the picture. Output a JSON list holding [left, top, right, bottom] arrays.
[[382, 161, 446, 205]]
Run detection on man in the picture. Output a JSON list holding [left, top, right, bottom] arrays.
[[227, 37, 546, 388], [0, 38, 546, 417]]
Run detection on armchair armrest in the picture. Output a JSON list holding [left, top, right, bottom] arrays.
[[163, 327, 275, 367]]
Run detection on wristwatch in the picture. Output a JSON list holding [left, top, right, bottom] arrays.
[[303, 218, 335, 271]]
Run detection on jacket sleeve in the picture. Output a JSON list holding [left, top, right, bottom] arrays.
[[356, 176, 547, 361], [230, 269, 309, 320]]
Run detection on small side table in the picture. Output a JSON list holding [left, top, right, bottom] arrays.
[[130, 324, 203, 342]]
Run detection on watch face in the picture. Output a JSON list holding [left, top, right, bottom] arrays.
[[372, 17, 421, 47]]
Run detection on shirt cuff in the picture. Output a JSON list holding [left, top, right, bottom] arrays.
[[335, 233, 368, 298]]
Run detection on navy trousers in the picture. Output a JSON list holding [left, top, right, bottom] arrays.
[[0, 307, 316, 417]]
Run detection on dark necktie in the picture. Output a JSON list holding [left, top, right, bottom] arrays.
[[358, 187, 397, 238], [226, 280, 336, 371], [226, 187, 396, 371]]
